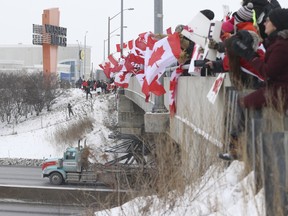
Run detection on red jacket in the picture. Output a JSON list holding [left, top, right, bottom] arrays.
[[236, 22, 258, 34], [222, 47, 265, 80], [82, 81, 88, 87]]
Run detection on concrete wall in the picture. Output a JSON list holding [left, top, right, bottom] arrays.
[[117, 93, 145, 135], [123, 75, 231, 149]]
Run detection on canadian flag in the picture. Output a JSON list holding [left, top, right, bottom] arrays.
[[169, 66, 184, 116], [188, 44, 204, 76], [116, 41, 133, 53], [99, 61, 112, 79], [144, 32, 181, 85], [130, 31, 157, 57], [207, 73, 226, 104], [99, 54, 124, 78], [165, 27, 172, 35], [114, 71, 132, 88], [134, 71, 150, 102]]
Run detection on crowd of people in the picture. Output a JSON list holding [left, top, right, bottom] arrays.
[[166, 0, 287, 161], [75, 78, 117, 100], [192, 0, 288, 160]]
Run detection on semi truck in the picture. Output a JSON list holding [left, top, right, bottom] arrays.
[[41, 139, 155, 188]]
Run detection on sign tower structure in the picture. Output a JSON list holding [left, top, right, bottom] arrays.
[[33, 8, 67, 85]]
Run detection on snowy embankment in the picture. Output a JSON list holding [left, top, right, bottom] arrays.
[[0, 88, 117, 167]]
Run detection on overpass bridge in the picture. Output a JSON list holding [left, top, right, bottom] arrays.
[[117, 74, 288, 216], [117, 75, 230, 151]]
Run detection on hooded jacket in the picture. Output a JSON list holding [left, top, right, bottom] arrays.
[[243, 29, 288, 109]]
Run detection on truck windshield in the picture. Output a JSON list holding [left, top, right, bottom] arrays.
[[65, 151, 76, 160]]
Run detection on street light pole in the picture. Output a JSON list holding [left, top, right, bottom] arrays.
[[103, 39, 106, 61], [83, 31, 88, 79], [76, 40, 81, 80], [108, 16, 111, 57], [107, 7, 134, 56], [104, 34, 120, 60], [153, 0, 167, 113], [120, 0, 124, 57]]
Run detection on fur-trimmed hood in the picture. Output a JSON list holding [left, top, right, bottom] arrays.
[[278, 30, 288, 39]]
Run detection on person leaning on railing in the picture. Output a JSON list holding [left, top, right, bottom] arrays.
[[232, 8, 288, 112], [218, 8, 288, 161]]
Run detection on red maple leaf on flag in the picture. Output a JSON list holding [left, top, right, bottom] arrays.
[[148, 46, 165, 67], [119, 72, 127, 82], [212, 77, 224, 93]]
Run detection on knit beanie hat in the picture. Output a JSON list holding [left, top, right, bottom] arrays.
[[234, 2, 254, 23], [269, 8, 288, 31]]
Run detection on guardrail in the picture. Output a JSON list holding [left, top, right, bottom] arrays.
[[0, 184, 133, 208], [224, 87, 288, 216]]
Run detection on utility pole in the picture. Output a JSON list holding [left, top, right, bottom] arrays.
[[108, 16, 111, 56], [152, 0, 167, 113], [76, 40, 81, 80], [83, 31, 88, 79], [120, 0, 124, 56]]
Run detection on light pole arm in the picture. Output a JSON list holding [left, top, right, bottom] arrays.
[[110, 11, 122, 20], [109, 8, 133, 21], [108, 7, 134, 56]]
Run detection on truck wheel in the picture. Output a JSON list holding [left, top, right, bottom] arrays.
[[49, 172, 63, 185]]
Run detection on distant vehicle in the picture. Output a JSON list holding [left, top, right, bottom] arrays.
[[42, 140, 155, 189]]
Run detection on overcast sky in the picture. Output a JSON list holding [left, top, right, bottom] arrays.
[[1, 0, 287, 70]]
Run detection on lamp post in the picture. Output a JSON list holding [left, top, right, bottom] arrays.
[[153, 0, 167, 113], [83, 31, 88, 79], [103, 34, 120, 60], [108, 7, 133, 55], [120, 0, 124, 56], [76, 40, 81, 80]]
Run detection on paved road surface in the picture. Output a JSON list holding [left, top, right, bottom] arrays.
[[0, 166, 116, 215], [0, 201, 88, 216]]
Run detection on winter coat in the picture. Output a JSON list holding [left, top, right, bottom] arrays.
[[236, 22, 258, 34], [243, 30, 288, 109]]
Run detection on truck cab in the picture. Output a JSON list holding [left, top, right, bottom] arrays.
[[42, 138, 155, 187], [42, 145, 85, 185], [63, 147, 82, 172]]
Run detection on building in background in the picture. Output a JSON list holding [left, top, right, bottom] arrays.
[[0, 44, 91, 83]]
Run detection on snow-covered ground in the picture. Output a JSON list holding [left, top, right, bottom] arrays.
[[0, 89, 115, 160], [0, 88, 265, 215]]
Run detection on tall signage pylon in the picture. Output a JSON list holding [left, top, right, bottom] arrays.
[[32, 8, 67, 85]]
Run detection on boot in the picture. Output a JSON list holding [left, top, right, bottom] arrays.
[[218, 134, 242, 161]]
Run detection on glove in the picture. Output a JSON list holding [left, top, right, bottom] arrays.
[[232, 39, 258, 61], [235, 30, 254, 48], [232, 30, 259, 61], [208, 39, 219, 50]]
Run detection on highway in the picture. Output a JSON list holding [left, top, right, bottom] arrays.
[[0, 166, 131, 215], [0, 201, 86, 216], [0, 166, 108, 188], [0, 166, 45, 187]]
